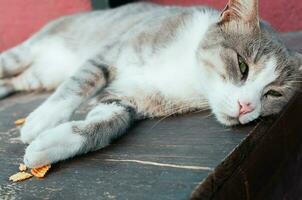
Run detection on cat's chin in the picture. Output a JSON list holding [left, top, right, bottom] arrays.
[[238, 112, 260, 125], [216, 110, 261, 126], [215, 113, 240, 126]]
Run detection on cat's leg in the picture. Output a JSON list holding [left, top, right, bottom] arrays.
[[0, 44, 33, 78], [0, 38, 85, 98], [20, 58, 113, 143], [0, 67, 67, 99], [0, 44, 33, 98], [23, 100, 136, 168]]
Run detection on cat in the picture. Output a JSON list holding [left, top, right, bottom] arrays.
[[0, 0, 301, 168]]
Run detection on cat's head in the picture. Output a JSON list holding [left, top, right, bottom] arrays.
[[198, 0, 302, 126]]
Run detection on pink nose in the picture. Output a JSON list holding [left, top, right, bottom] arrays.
[[239, 101, 254, 116]]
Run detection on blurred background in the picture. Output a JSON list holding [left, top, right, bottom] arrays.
[[0, 0, 301, 51]]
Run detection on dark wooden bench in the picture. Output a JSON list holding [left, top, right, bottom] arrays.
[[0, 32, 301, 200]]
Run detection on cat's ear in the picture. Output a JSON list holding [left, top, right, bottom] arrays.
[[218, 0, 260, 32]]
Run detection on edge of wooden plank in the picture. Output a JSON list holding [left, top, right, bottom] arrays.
[[190, 89, 302, 200]]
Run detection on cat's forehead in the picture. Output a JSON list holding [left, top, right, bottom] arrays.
[[223, 27, 282, 58], [223, 24, 292, 73]]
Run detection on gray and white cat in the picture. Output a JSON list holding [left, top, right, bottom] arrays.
[[0, 0, 301, 168]]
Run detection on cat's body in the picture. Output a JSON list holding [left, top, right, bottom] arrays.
[[2, 3, 214, 117], [0, 1, 301, 168]]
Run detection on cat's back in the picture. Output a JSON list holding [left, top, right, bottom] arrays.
[[30, 3, 160, 38], [29, 2, 217, 44]]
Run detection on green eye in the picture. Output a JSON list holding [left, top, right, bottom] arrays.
[[238, 55, 249, 79], [265, 90, 283, 97]]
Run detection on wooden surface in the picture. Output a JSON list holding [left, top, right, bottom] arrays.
[[0, 32, 301, 200], [0, 94, 252, 199]]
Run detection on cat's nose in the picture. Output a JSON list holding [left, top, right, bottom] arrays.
[[238, 101, 254, 116]]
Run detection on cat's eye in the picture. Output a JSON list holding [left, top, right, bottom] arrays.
[[265, 90, 283, 97], [238, 55, 249, 80]]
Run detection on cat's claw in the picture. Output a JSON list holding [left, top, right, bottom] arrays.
[[21, 102, 70, 144], [24, 123, 84, 168]]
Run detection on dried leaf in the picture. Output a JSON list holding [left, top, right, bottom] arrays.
[[31, 165, 51, 178], [19, 163, 27, 171], [14, 118, 26, 126], [9, 172, 33, 182]]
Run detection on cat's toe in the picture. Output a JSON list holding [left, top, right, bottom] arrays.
[[24, 124, 85, 168], [24, 139, 50, 168], [20, 118, 46, 144], [21, 126, 38, 144], [20, 103, 70, 143]]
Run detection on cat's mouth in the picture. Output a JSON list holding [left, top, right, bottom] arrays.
[[238, 111, 260, 125], [217, 112, 260, 126]]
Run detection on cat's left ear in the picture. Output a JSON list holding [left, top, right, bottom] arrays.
[[219, 0, 260, 33]]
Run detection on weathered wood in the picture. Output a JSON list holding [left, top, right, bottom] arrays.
[[0, 93, 251, 199]]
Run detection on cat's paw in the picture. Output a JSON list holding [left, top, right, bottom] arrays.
[[24, 138, 51, 168], [20, 101, 71, 144], [24, 123, 84, 168], [0, 79, 14, 99]]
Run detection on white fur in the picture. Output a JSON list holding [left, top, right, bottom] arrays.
[[109, 11, 217, 104], [238, 57, 278, 124], [0, 45, 32, 78], [86, 103, 125, 121], [21, 97, 82, 143], [24, 122, 85, 168], [24, 104, 125, 168], [12, 37, 103, 91], [206, 56, 278, 125]]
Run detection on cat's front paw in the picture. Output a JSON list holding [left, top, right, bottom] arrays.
[[24, 123, 84, 168], [20, 102, 70, 144], [24, 137, 51, 168]]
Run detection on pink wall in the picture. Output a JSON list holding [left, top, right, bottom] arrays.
[[0, 0, 91, 51], [152, 0, 302, 33]]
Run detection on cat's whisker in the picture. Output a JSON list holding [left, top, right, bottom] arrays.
[[286, 81, 302, 83], [157, 99, 209, 115], [148, 106, 210, 131], [192, 109, 210, 114], [201, 112, 214, 119], [148, 108, 190, 131]]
